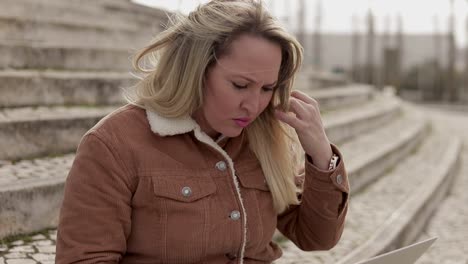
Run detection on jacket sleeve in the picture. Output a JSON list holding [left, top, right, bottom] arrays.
[[276, 144, 349, 251], [56, 131, 134, 264]]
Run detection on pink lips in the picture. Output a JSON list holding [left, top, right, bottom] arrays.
[[233, 118, 251, 128]]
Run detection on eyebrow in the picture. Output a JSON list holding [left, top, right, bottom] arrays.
[[232, 74, 278, 87]]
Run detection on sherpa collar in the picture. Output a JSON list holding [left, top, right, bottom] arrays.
[[145, 109, 198, 136], [145, 108, 227, 144]]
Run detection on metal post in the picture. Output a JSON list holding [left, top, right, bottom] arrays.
[[447, 0, 457, 102], [297, 0, 306, 46], [396, 14, 404, 95], [366, 8, 375, 86], [465, 10, 468, 102], [351, 15, 361, 82], [313, 0, 323, 71]]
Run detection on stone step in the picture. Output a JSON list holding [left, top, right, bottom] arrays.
[[0, 155, 73, 241], [306, 84, 375, 111], [0, 1, 136, 33], [0, 43, 134, 71], [322, 92, 402, 144], [413, 107, 468, 264], [0, 70, 133, 108], [0, 16, 155, 49], [339, 104, 429, 193], [277, 125, 462, 263], [0, 69, 372, 108], [0, 91, 400, 161], [0, 106, 117, 161], [0, 0, 167, 35], [295, 70, 350, 90], [11, 0, 167, 25]]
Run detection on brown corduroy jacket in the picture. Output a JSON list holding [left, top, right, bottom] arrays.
[[56, 104, 349, 264]]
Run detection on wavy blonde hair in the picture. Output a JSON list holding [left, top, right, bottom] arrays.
[[127, 0, 303, 214]]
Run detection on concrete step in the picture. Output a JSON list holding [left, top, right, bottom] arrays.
[[0, 91, 399, 161], [0, 155, 73, 240], [0, 43, 134, 71], [0, 1, 136, 33], [0, 105, 117, 161], [0, 16, 155, 49], [0, 0, 167, 34], [306, 84, 375, 111], [339, 105, 429, 193], [0, 70, 133, 108], [295, 70, 350, 90], [322, 92, 402, 144], [414, 107, 468, 264], [277, 125, 462, 263]]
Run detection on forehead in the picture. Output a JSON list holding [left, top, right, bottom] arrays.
[[215, 34, 282, 80]]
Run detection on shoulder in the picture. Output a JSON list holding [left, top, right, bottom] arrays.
[[86, 104, 151, 140]]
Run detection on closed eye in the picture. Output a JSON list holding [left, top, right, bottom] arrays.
[[262, 86, 275, 92], [232, 82, 248, 89]]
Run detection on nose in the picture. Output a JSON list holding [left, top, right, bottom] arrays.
[[241, 89, 262, 115]]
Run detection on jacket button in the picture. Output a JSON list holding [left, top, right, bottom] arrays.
[[215, 161, 227, 171], [225, 253, 237, 260], [181, 187, 192, 197], [336, 174, 343, 185], [229, 210, 241, 220]]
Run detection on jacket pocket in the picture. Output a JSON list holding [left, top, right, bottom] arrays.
[[236, 162, 270, 192], [151, 176, 217, 263], [152, 177, 217, 202]]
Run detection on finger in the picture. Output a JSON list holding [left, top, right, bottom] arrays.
[[289, 97, 308, 120], [274, 109, 302, 129], [291, 90, 319, 106]]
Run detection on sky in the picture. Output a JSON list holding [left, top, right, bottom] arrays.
[[133, 0, 468, 47]]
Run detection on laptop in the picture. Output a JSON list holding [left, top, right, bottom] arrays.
[[353, 237, 437, 264]]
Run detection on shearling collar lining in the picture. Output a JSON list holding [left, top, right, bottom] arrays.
[[146, 109, 198, 136], [145, 108, 227, 144]]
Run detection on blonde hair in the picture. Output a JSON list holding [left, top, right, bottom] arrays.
[[127, 0, 303, 214]]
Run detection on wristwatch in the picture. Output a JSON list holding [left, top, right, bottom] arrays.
[[328, 153, 339, 170]]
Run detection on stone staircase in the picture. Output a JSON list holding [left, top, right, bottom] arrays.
[[1, 1, 467, 264], [0, 0, 166, 246]]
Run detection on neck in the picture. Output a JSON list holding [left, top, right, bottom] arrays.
[[192, 109, 220, 140]]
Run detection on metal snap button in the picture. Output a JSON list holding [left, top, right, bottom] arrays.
[[336, 174, 343, 185], [215, 161, 227, 171], [181, 186, 192, 197], [229, 210, 241, 220]]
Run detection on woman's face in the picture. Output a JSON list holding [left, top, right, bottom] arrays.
[[194, 34, 282, 139]]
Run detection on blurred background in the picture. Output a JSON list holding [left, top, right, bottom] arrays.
[[138, 0, 468, 104]]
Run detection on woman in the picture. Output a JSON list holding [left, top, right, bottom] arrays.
[[56, 0, 349, 263]]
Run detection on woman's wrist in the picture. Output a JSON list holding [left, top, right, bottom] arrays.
[[305, 144, 333, 170]]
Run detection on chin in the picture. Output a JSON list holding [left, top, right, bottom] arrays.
[[220, 127, 244, 138]]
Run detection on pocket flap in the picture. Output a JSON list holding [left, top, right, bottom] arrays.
[[236, 163, 269, 191], [152, 177, 217, 202]]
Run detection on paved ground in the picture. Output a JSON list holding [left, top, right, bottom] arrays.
[[0, 230, 56, 264]]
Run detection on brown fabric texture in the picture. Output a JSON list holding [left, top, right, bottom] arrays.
[[55, 104, 349, 264]]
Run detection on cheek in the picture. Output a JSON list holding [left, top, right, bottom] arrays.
[[203, 82, 236, 118], [259, 94, 273, 113]]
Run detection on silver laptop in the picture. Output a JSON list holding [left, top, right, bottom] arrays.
[[354, 237, 437, 264]]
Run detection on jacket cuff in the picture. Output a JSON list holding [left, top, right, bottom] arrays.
[[303, 144, 349, 194]]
